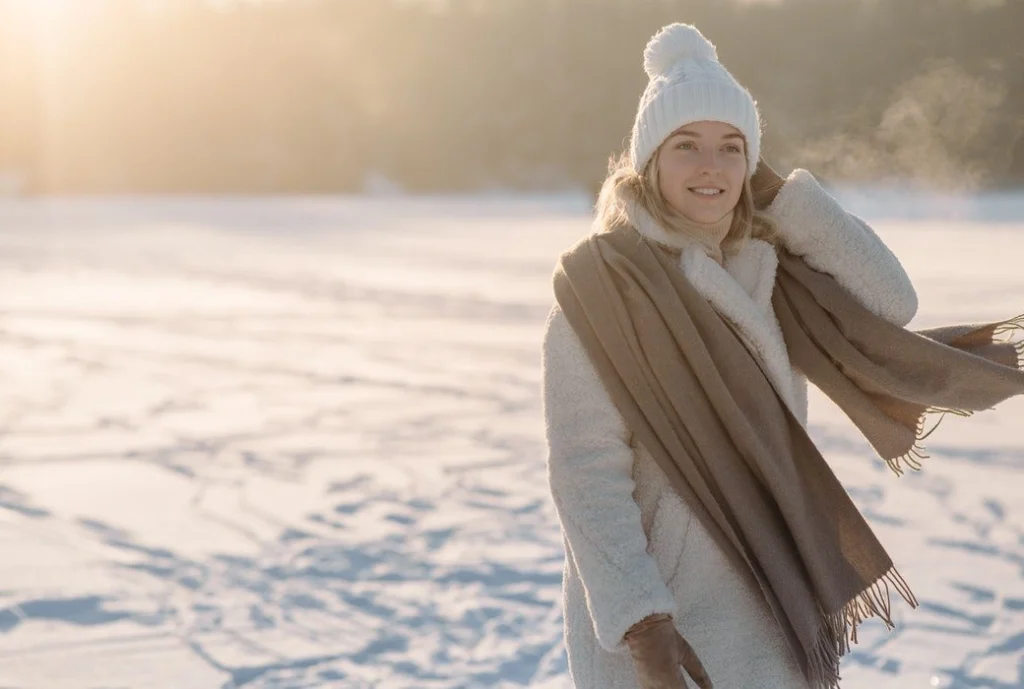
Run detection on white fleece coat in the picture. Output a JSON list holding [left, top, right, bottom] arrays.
[[542, 169, 919, 689]]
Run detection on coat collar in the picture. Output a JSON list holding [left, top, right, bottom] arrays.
[[626, 202, 798, 409]]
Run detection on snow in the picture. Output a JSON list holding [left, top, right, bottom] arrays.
[[0, 193, 1021, 689]]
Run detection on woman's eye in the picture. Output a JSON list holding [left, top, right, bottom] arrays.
[[724, 144, 742, 153], [676, 141, 696, 150]]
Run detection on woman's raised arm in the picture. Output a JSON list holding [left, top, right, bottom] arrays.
[[763, 166, 919, 327]]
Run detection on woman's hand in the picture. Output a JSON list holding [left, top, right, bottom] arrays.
[[624, 613, 713, 689], [750, 157, 787, 210]]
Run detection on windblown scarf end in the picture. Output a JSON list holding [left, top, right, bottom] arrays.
[[883, 309, 1024, 476]]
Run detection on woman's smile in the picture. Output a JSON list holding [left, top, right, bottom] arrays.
[[688, 186, 726, 197]]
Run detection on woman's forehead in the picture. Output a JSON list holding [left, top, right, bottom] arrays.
[[669, 121, 744, 138]]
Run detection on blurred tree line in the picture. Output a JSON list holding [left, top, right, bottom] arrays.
[[0, 0, 1021, 194]]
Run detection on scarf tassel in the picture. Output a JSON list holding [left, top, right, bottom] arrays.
[[994, 314, 1024, 367], [807, 567, 918, 689], [992, 313, 1024, 337], [885, 406, 972, 476]]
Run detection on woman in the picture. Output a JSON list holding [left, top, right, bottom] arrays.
[[542, 23, 1024, 689]]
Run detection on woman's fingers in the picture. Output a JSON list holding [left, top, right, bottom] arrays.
[[675, 632, 713, 689]]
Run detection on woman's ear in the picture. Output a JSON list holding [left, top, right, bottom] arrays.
[[750, 157, 787, 210]]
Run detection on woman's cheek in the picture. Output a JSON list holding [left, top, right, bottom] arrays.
[[659, 158, 689, 188], [729, 158, 746, 186]]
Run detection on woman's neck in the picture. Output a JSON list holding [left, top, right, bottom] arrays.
[[626, 200, 734, 264], [671, 211, 734, 264]]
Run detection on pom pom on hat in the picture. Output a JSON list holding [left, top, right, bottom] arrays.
[[643, 23, 718, 78]]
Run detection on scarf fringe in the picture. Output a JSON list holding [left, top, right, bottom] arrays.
[[994, 314, 1024, 368], [885, 405, 972, 476], [807, 567, 918, 689], [992, 313, 1024, 338]]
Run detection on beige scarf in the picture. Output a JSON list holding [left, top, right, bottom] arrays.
[[552, 224, 1024, 689]]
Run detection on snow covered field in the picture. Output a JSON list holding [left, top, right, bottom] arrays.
[[0, 193, 1021, 688]]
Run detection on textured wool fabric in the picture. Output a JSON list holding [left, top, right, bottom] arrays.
[[552, 224, 1024, 688], [630, 24, 761, 175]]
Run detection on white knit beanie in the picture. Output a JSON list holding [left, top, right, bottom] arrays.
[[629, 23, 762, 178]]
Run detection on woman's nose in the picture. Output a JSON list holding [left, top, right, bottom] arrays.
[[695, 150, 721, 173]]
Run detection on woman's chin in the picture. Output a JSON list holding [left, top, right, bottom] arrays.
[[680, 209, 726, 224]]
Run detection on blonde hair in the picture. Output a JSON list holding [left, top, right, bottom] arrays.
[[595, 147, 777, 255]]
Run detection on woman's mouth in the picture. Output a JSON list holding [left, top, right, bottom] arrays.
[[689, 187, 724, 197]]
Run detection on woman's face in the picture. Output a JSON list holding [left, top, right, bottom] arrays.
[[656, 120, 747, 224]]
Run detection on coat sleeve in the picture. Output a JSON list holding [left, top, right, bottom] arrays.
[[764, 168, 919, 327], [542, 304, 677, 652]]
